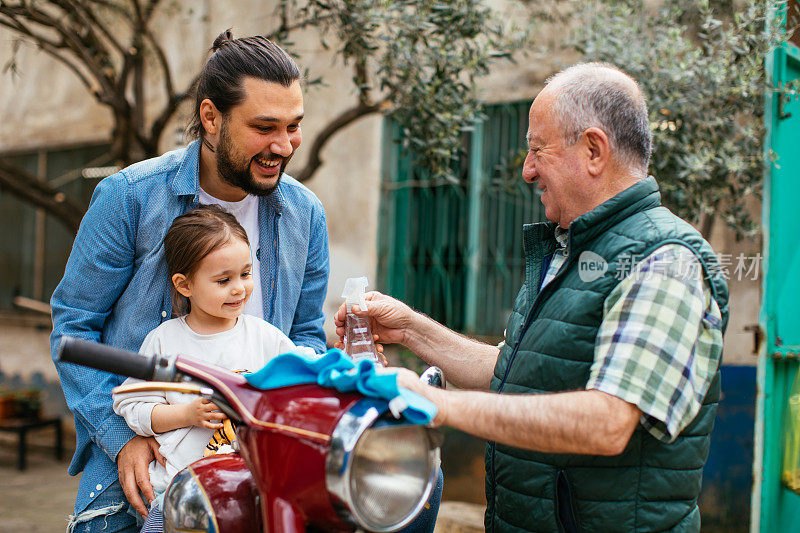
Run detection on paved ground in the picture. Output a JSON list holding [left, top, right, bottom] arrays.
[[0, 426, 77, 532]]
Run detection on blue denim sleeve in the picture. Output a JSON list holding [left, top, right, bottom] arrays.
[[288, 197, 329, 353], [50, 173, 138, 461]]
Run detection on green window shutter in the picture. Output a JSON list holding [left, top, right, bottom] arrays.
[[378, 102, 544, 336], [0, 143, 110, 308], [0, 153, 39, 309]]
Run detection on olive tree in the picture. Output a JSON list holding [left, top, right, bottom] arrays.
[[565, 0, 796, 238], [0, 0, 516, 233]]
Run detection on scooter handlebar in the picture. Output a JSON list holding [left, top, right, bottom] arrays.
[[57, 336, 163, 381]]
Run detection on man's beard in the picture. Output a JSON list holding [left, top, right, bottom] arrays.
[[215, 122, 290, 197]]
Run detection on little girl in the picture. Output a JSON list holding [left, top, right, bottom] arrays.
[[113, 205, 314, 532]]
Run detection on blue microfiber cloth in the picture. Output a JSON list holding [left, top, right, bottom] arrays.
[[244, 349, 437, 425]]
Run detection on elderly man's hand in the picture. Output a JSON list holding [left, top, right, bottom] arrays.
[[334, 291, 416, 349], [117, 435, 165, 518], [393, 367, 446, 427]]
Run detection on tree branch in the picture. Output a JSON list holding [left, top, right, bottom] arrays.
[[148, 74, 200, 153], [130, 0, 144, 23], [0, 11, 61, 49], [70, 0, 127, 55], [144, 0, 161, 20], [0, 15, 97, 93], [126, 0, 149, 147], [143, 25, 175, 99], [0, 159, 85, 234], [294, 98, 390, 183], [114, 49, 135, 96], [0, 3, 118, 100], [354, 57, 371, 106], [264, 12, 337, 42], [131, 45, 145, 135], [85, 0, 130, 14]]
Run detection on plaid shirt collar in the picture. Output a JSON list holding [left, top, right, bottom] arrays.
[[541, 226, 570, 289], [555, 226, 569, 254]]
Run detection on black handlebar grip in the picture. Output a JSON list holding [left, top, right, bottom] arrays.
[[57, 336, 157, 381]]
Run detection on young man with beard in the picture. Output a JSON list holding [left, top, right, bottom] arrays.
[[51, 31, 329, 531]]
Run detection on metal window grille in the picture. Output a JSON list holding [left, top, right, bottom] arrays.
[[377, 102, 544, 337]]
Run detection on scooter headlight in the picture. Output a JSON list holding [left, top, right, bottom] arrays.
[[326, 399, 438, 532], [163, 468, 218, 533]]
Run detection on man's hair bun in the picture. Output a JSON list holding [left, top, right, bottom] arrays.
[[212, 29, 234, 52]]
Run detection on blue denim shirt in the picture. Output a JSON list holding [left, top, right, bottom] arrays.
[[50, 140, 329, 513]]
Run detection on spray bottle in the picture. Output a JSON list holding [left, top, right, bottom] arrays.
[[341, 277, 383, 365]]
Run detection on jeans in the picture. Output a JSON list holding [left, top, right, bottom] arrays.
[[399, 467, 444, 533], [67, 480, 143, 533]]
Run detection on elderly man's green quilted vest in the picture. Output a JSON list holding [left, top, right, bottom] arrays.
[[484, 177, 729, 532]]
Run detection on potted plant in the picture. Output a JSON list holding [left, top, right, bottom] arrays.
[[0, 389, 14, 420], [12, 389, 43, 419]]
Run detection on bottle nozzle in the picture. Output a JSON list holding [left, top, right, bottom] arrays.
[[342, 277, 370, 312]]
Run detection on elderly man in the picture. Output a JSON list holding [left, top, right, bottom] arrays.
[[336, 63, 728, 531]]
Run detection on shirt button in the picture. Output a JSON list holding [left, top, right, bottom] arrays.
[[96, 484, 102, 491], [161, 311, 167, 318], [90, 492, 95, 498]]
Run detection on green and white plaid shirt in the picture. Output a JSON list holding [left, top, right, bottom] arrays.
[[542, 228, 723, 443]]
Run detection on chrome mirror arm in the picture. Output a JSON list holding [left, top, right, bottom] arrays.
[[419, 366, 445, 389]]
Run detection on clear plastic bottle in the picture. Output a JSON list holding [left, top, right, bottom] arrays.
[[341, 277, 383, 366]]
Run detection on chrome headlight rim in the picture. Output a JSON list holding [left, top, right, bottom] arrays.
[[163, 466, 219, 533], [325, 397, 438, 532]]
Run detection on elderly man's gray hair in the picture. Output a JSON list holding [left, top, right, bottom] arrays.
[[546, 62, 652, 174]]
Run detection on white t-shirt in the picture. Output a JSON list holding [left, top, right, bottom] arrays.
[[198, 187, 263, 319], [112, 315, 315, 495]]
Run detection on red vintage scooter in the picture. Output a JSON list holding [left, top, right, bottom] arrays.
[[57, 337, 443, 533]]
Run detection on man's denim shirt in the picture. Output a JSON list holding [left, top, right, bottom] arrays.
[[50, 141, 329, 513]]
